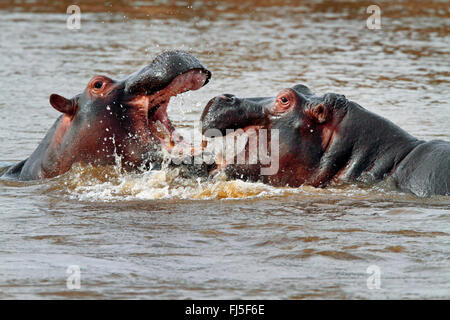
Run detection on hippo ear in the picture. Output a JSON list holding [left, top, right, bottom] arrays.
[[49, 94, 76, 115], [292, 84, 314, 97], [309, 103, 327, 124]]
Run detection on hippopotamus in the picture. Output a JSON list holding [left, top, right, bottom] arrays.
[[200, 84, 449, 197], [3, 50, 211, 180]]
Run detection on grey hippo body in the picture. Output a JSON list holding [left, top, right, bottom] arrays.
[[201, 84, 449, 197]]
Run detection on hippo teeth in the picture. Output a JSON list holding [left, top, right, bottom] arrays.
[[206, 125, 264, 172], [128, 69, 209, 152]]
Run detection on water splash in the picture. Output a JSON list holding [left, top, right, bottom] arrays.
[[43, 161, 435, 203]]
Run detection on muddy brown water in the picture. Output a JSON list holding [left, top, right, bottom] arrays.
[[0, 0, 449, 299]]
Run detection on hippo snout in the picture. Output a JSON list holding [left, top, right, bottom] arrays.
[[219, 94, 237, 104], [200, 96, 231, 135], [200, 95, 271, 136], [125, 50, 211, 96]]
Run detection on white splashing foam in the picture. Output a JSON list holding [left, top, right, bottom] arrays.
[[64, 166, 304, 202]]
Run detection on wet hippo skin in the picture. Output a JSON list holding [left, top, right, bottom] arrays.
[[200, 84, 449, 197]]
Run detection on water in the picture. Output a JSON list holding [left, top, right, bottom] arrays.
[[0, 0, 449, 299]]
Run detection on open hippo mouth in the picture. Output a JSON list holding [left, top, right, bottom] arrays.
[[125, 50, 211, 152], [130, 69, 209, 150], [200, 95, 271, 171]]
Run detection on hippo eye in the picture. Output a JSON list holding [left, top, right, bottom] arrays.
[[94, 81, 103, 89], [280, 97, 289, 104]]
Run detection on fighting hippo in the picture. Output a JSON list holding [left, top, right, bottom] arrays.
[[200, 84, 449, 197], [4, 50, 211, 180]]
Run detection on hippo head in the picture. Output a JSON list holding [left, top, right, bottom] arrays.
[[33, 51, 210, 178], [200, 84, 349, 186]]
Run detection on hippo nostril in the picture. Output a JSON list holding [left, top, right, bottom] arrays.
[[221, 94, 236, 103]]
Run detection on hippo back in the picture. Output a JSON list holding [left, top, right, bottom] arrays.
[[392, 140, 450, 197]]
